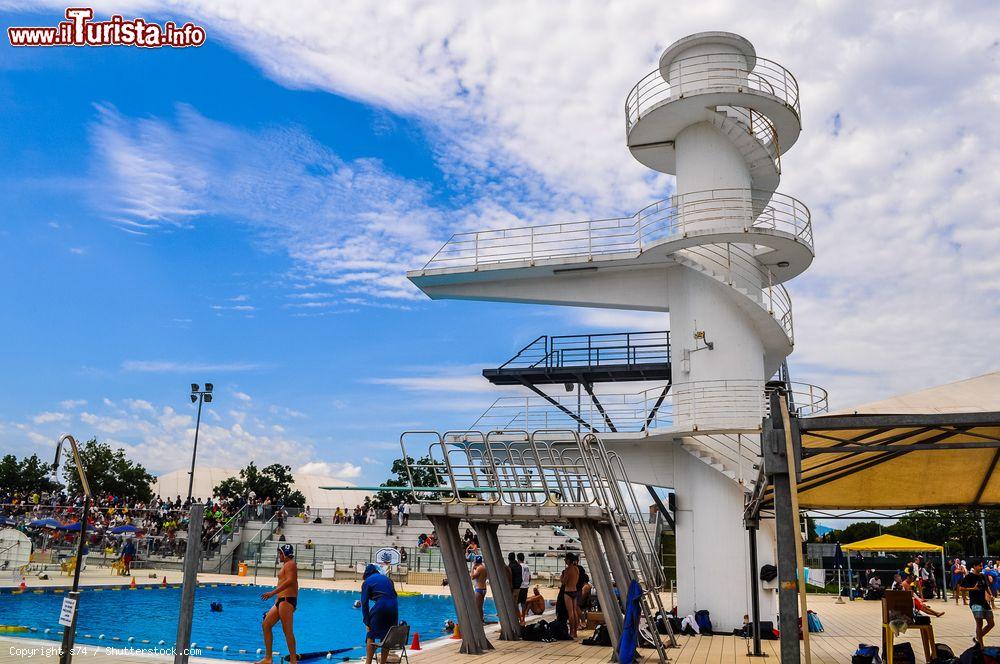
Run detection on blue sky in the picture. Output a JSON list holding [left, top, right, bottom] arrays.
[[1, 2, 998, 487]]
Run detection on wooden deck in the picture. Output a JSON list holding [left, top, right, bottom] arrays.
[[0, 594, 988, 663], [413, 594, 985, 663]]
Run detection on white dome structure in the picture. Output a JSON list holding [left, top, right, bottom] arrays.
[[150, 467, 369, 509]]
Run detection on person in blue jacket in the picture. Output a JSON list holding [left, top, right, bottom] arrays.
[[361, 564, 398, 664]]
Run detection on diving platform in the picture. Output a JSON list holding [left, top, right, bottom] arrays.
[[483, 330, 671, 386]]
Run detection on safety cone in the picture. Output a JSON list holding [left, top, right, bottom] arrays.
[[410, 633, 421, 651], [130, 577, 137, 589], [19, 581, 26, 592], [161, 577, 168, 587], [450, 623, 461, 640]]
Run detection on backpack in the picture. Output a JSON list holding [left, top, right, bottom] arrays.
[[983, 647, 1000, 664], [853, 643, 882, 664], [936, 643, 957, 660], [522, 620, 554, 643], [694, 610, 713, 634], [807, 611, 824, 632], [548, 620, 573, 641], [961, 646, 985, 664], [890, 642, 915, 664], [582, 624, 613, 647]]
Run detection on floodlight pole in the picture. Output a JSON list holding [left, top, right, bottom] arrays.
[[54, 434, 92, 664], [187, 394, 204, 502], [186, 384, 213, 503]]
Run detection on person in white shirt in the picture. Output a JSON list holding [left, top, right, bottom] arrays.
[[517, 552, 532, 624]]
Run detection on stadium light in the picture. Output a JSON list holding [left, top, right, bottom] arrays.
[[187, 382, 215, 502]]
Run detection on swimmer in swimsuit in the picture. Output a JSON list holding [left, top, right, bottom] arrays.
[[560, 552, 580, 639], [257, 543, 298, 664], [470, 555, 488, 623]]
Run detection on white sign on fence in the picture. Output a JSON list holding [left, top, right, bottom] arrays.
[[58, 596, 77, 627]]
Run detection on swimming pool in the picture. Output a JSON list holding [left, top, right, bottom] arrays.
[[0, 584, 496, 660]]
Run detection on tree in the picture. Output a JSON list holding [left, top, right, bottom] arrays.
[[62, 438, 155, 503], [0, 453, 61, 495], [826, 520, 882, 544], [212, 462, 307, 507], [366, 456, 441, 510]]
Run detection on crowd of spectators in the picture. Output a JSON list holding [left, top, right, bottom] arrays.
[[0, 489, 254, 562]]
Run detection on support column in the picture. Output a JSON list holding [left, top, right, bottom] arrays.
[[429, 515, 494, 654], [573, 519, 624, 652], [471, 522, 521, 641], [763, 393, 802, 663], [597, 523, 631, 610]]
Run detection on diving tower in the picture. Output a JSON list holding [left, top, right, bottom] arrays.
[[407, 32, 819, 632]]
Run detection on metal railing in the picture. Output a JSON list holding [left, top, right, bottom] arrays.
[[675, 241, 795, 344], [714, 105, 782, 175], [469, 379, 827, 434], [497, 330, 670, 371], [625, 52, 801, 132], [419, 188, 812, 272]]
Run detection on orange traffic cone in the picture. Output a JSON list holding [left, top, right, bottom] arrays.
[[130, 577, 137, 589], [410, 633, 421, 651], [450, 623, 461, 640]]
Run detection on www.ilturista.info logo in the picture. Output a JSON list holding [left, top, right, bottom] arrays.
[[8, 8, 206, 48]]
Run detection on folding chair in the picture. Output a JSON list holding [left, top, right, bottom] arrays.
[[375, 624, 410, 664]]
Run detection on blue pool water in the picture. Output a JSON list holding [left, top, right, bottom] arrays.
[[0, 584, 495, 660]]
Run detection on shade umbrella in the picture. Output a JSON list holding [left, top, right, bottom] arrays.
[[0, 516, 16, 526], [109, 524, 141, 535], [58, 521, 82, 532], [29, 518, 60, 529], [833, 543, 846, 602]]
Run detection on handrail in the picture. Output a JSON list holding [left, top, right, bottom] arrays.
[[495, 330, 671, 371], [470, 379, 827, 433], [625, 52, 801, 132], [418, 188, 812, 272], [676, 242, 794, 345]]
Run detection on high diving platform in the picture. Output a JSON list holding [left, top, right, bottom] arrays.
[[397, 430, 676, 661]]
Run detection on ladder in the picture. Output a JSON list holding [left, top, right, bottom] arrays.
[[582, 434, 677, 661]]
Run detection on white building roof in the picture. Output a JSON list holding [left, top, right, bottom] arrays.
[[151, 467, 370, 509]]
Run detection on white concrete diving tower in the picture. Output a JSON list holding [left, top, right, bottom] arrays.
[[407, 32, 814, 631]]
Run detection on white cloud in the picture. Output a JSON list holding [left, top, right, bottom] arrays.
[[573, 309, 669, 331], [298, 461, 362, 479], [59, 399, 87, 410], [367, 364, 499, 394], [44, 0, 1000, 406], [32, 411, 68, 424], [3, 396, 320, 476], [233, 391, 252, 402], [121, 359, 265, 373]]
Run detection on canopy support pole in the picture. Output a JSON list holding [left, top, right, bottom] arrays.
[[941, 550, 948, 601], [847, 554, 853, 602]]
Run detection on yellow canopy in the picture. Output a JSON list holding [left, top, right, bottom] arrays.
[[841, 533, 943, 553], [762, 373, 1000, 509]]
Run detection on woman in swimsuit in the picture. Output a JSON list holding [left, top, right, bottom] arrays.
[[362, 564, 399, 664]]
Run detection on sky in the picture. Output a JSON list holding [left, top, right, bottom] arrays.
[[1, 1, 998, 490]]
